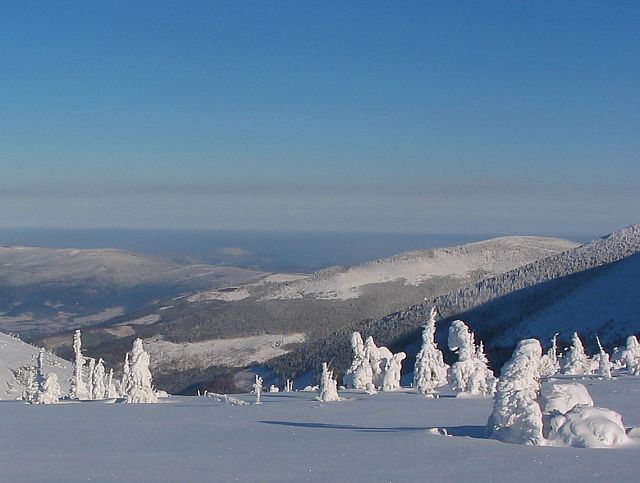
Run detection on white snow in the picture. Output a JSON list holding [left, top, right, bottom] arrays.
[[144, 333, 306, 371], [0, 332, 71, 400], [262, 237, 577, 300], [186, 287, 251, 302], [1, 376, 639, 481]]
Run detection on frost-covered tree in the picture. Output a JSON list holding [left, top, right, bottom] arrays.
[[595, 337, 612, 380], [562, 333, 590, 375], [539, 333, 560, 378], [36, 373, 62, 404], [106, 368, 117, 399], [343, 332, 372, 389], [317, 362, 341, 402], [382, 352, 406, 392], [252, 375, 263, 404], [413, 307, 449, 394], [124, 338, 158, 404], [120, 352, 131, 397], [447, 320, 493, 395], [87, 357, 96, 400], [22, 366, 39, 403], [92, 358, 106, 400], [70, 330, 88, 400], [622, 335, 640, 375], [284, 379, 293, 392], [471, 342, 497, 396], [487, 339, 544, 445]]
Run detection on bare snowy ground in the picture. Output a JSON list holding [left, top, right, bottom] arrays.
[[1, 376, 639, 482]]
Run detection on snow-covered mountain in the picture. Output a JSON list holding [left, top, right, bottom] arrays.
[[260, 236, 577, 301], [268, 223, 640, 379], [36, 235, 575, 393], [0, 245, 265, 338], [0, 331, 72, 400]]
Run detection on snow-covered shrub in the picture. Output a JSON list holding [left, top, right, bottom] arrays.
[[540, 382, 593, 416], [70, 330, 89, 400], [124, 339, 158, 404], [269, 385, 279, 393], [413, 307, 449, 394], [539, 333, 560, 378], [36, 373, 62, 404], [382, 352, 405, 392], [622, 335, 640, 375], [487, 339, 544, 445], [562, 333, 591, 375], [253, 375, 263, 404], [317, 362, 341, 402], [548, 405, 629, 448]]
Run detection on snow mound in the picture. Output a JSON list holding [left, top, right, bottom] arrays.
[[548, 405, 629, 448], [541, 382, 594, 415]]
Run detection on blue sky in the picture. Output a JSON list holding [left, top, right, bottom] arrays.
[[1, 1, 638, 237]]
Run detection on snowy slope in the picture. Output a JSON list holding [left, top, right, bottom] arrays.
[[1, 376, 639, 482], [262, 236, 577, 300], [0, 245, 265, 337], [492, 252, 640, 349], [0, 332, 72, 400]]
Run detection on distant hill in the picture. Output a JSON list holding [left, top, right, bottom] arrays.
[[0, 245, 265, 338], [268, 223, 640, 380], [36, 235, 575, 393]]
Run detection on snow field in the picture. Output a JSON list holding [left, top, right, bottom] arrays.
[[2, 377, 640, 482]]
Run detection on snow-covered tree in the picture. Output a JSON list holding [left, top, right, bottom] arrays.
[[595, 337, 612, 380], [487, 339, 544, 445], [471, 342, 497, 396], [121, 352, 131, 397], [447, 320, 494, 395], [622, 335, 640, 375], [382, 352, 406, 392], [124, 338, 158, 403], [87, 357, 96, 400], [413, 307, 449, 394], [284, 379, 293, 392], [252, 375, 263, 404], [22, 365, 39, 403], [343, 332, 373, 389], [70, 330, 88, 400], [317, 362, 340, 402], [106, 368, 117, 399], [562, 332, 591, 375], [539, 333, 560, 378], [36, 373, 62, 404], [92, 358, 106, 400]]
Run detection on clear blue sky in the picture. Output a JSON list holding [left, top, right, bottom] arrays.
[[1, 1, 638, 237]]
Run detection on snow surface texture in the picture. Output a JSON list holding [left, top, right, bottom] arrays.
[[0, 332, 71, 400], [1, 377, 639, 482], [262, 236, 577, 300]]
